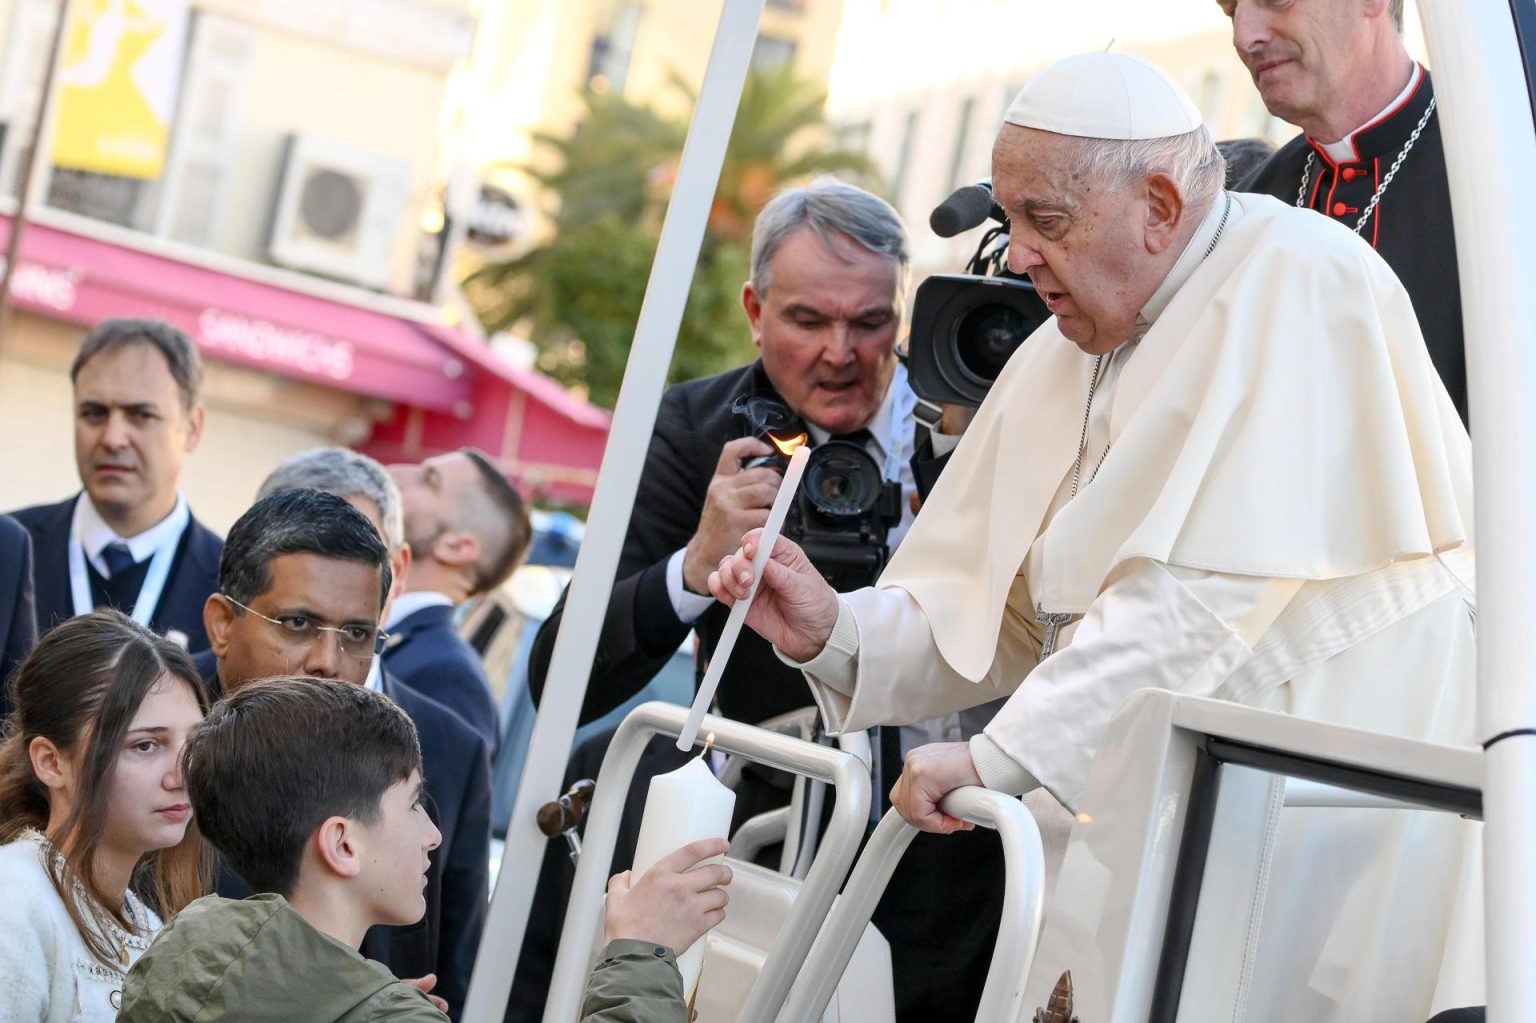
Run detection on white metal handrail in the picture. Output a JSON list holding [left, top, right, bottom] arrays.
[[465, 4, 767, 1016], [541, 701, 872, 1023], [778, 786, 1046, 1023]]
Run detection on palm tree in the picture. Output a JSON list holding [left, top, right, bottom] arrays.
[[465, 65, 883, 408]]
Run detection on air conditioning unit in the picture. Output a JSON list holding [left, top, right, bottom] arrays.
[[266, 134, 412, 290]]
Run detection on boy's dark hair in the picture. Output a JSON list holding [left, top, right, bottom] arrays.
[[219, 489, 392, 608], [70, 317, 204, 409], [183, 676, 422, 895]]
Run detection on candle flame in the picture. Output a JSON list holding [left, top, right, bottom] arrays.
[[701, 732, 716, 757], [768, 431, 809, 457]]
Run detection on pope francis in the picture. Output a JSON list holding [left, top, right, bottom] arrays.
[[711, 52, 1480, 1018]]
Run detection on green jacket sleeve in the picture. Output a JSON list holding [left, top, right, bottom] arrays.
[[366, 983, 453, 1021], [578, 939, 689, 1023]]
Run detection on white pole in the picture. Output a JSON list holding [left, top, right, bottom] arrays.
[[1418, 2, 1536, 1017], [459, 2, 765, 1018]]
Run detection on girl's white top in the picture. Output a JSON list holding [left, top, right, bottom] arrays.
[[0, 831, 161, 1022]]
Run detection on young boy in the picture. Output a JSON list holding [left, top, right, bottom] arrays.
[[120, 677, 730, 1021]]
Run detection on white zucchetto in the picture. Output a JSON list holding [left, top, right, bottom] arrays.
[[1004, 52, 1204, 141]]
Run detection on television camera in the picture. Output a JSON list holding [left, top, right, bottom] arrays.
[[905, 180, 1051, 407]]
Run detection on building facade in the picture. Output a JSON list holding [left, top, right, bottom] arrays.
[[0, 0, 607, 529]]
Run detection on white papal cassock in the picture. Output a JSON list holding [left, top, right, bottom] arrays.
[[789, 192, 1482, 1019]]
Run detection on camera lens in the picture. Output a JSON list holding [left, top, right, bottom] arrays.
[[802, 442, 882, 519], [954, 303, 1031, 384]]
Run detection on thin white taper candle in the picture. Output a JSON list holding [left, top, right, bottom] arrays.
[[677, 442, 810, 751]]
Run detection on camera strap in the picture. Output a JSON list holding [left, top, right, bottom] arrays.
[[912, 397, 943, 433]]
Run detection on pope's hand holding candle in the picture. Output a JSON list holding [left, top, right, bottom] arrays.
[[707, 528, 842, 665], [677, 442, 812, 751]]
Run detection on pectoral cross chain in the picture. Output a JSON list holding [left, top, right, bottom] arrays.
[[1036, 606, 1072, 659]]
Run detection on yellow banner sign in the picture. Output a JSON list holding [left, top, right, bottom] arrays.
[[52, 0, 191, 180]]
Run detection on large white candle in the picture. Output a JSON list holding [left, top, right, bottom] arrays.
[[631, 753, 737, 1001], [677, 442, 810, 751]]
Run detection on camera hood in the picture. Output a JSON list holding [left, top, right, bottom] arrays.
[[906, 273, 1049, 406]]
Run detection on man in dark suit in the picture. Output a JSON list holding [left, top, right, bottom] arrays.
[[0, 513, 38, 713], [199, 488, 491, 1021], [10, 318, 221, 649], [385, 448, 531, 753], [528, 180, 922, 730], [1220, 0, 1464, 420], [517, 180, 1004, 1023]]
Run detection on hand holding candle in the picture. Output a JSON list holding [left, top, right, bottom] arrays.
[[677, 442, 811, 751], [603, 838, 733, 963]]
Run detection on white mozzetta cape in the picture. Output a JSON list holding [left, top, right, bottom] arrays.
[[884, 192, 1471, 683]]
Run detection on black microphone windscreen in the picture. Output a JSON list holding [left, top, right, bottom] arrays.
[[929, 184, 995, 238]]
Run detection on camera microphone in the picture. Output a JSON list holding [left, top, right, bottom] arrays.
[[929, 180, 1004, 238]]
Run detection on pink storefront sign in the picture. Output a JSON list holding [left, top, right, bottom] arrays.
[[1, 213, 472, 412]]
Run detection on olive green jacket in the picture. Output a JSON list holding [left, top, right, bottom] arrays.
[[120, 895, 686, 1023]]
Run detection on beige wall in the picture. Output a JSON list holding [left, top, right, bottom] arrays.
[[618, 1, 846, 120], [213, 24, 453, 289], [0, 312, 385, 534], [0, 0, 474, 299], [457, 0, 848, 251]]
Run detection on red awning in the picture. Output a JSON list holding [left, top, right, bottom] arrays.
[[1, 211, 609, 501]]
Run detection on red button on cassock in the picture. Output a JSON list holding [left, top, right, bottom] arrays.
[[1332, 202, 1349, 216], [1341, 167, 1358, 181]]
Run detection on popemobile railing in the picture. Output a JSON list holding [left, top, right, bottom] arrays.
[[777, 787, 1047, 1023], [540, 701, 871, 1023]]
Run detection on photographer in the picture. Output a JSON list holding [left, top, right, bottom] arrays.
[[529, 178, 918, 731], [521, 179, 1005, 1022]]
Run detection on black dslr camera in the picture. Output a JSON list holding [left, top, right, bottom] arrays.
[[734, 396, 901, 593], [904, 180, 1050, 406]]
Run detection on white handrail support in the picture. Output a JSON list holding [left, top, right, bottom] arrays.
[[1418, 2, 1536, 1016], [459, 3, 766, 1018], [779, 787, 1046, 1023], [543, 702, 872, 1023]]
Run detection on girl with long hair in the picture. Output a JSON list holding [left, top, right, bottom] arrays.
[[0, 609, 209, 1021]]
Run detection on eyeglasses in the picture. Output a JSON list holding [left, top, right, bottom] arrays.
[[221, 595, 389, 660]]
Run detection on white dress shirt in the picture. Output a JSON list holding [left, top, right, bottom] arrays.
[[385, 590, 455, 630], [72, 492, 189, 579], [1317, 63, 1423, 162]]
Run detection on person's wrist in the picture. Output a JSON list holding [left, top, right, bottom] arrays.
[[801, 619, 836, 662], [781, 600, 838, 663], [681, 541, 713, 596]]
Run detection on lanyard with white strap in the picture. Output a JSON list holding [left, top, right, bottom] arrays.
[[68, 497, 187, 625]]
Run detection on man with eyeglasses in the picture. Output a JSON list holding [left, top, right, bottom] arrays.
[[201, 488, 390, 689], [195, 486, 491, 1019]]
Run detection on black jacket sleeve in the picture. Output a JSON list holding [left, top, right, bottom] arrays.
[[527, 381, 718, 724], [435, 732, 491, 1019], [0, 516, 37, 714]]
